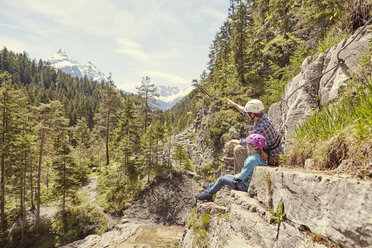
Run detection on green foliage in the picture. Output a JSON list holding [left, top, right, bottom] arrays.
[[219, 213, 229, 221], [279, 153, 287, 166], [270, 202, 286, 225], [97, 165, 142, 213], [187, 207, 197, 229], [288, 66, 372, 172], [183, 159, 194, 172], [200, 213, 210, 229], [0, 205, 106, 248], [317, 31, 350, 54], [208, 110, 240, 149], [262, 44, 315, 107], [199, 160, 224, 182], [173, 144, 188, 166], [0, 220, 56, 248], [0, 48, 103, 128], [52, 206, 107, 247], [112, 97, 141, 178], [187, 207, 210, 248], [263, 171, 272, 188]]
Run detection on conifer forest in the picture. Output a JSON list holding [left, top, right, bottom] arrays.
[[0, 0, 370, 247]]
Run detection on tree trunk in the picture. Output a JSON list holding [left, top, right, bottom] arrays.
[[20, 158, 25, 246], [147, 134, 152, 183], [62, 159, 66, 233], [46, 162, 49, 189], [106, 112, 110, 166], [30, 161, 35, 210], [1, 98, 6, 232], [145, 89, 148, 131], [36, 111, 46, 230]]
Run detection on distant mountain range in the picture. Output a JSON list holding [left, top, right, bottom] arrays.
[[155, 85, 192, 110], [46, 49, 192, 110], [46, 49, 107, 82]]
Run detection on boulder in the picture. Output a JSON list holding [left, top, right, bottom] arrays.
[[268, 26, 372, 152]]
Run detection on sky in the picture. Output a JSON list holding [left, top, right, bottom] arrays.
[[0, 0, 229, 92]]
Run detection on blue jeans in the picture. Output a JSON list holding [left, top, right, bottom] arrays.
[[204, 175, 249, 195]]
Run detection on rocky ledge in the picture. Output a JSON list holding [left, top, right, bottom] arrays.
[[182, 167, 372, 248]]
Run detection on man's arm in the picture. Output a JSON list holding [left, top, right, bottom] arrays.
[[226, 139, 240, 150], [227, 99, 245, 115]]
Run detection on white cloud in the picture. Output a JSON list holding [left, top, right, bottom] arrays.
[[115, 37, 142, 49], [8, 0, 181, 39], [0, 23, 20, 29], [115, 48, 148, 60], [1, 0, 228, 92], [143, 70, 190, 85], [118, 80, 141, 93], [203, 8, 226, 21], [0, 37, 27, 53]]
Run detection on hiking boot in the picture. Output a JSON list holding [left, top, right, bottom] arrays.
[[201, 182, 214, 189], [195, 192, 213, 202]]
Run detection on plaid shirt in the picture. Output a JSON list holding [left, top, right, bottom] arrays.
[[240, 114, 283, 156]]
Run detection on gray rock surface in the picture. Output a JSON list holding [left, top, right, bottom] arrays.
[[61, 223, 141, 248], [122, 173, 200, 225], [172, 107, 215, 166], [268, 26, 372, 151], [248, 166, 372, 248], [182, 167, 371, 247], [182, 186, 329, 247]]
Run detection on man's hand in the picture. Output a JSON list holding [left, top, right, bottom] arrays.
[[227, 98, 235, 107], [226, 139, 239, 150]]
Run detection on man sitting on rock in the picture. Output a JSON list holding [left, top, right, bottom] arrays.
[[227, 99, 282, 171], [196, 134, 268, 201]]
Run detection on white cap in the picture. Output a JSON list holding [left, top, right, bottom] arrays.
[[244, 99, 264, 113]]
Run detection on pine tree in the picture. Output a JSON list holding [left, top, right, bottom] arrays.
[[96, 74, 120, 166], [51, 115, 78, 222], [173, 144, 187, 167], [0, 71, 29, 232], [13, 110, 34, 245], [229, 0, 253, 84], [113, 97, 140, 178], [136, 76, 159, 131], [35, 101, 64, 230]]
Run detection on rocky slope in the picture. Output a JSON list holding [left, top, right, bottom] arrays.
[[62, 171, 201, 248], [268, 25, 372, 152], [172, 106, 252, 169], [182, 166, 372, 248], [60, 26, 372, 248], [180, 26, 372, 248]]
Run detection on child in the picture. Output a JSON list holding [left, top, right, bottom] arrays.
[[195, 133, 268, 201]]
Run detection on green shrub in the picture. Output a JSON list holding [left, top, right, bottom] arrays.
[[288, 72, 372, 174], [199, 160, 223, 182], [317, 31, 349, 54], [208, 110, 241, 149], [52, 206, 107, 247]]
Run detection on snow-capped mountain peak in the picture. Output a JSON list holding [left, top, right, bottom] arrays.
[[46, 49, 106, 82], [155, 85, 192, 110]]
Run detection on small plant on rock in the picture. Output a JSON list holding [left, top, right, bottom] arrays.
[[263, 171, 272, 188], [271, 202, 286, 240], [271, 202, 286, 225]]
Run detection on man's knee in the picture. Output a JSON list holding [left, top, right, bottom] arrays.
[[234, 145, 246, 155]]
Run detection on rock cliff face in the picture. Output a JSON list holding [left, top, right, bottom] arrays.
[[181, 167, 372, 248], [268, 26, 372, 152], [173, 106, 252, 169], [173, 107, 215, 166]]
